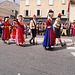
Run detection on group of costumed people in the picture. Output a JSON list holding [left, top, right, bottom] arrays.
[[43, 10, 66, 50], [0, 15, 37, 47], [0, 10, 66, 49], [0, 15, 25, 46]]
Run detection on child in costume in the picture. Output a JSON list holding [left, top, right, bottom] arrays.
[[15, 15, 25, 46], [11, 20, 17, 40]]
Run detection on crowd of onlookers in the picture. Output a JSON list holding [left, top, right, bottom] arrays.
[[24, 22, 47, 36], [24, 20, 75, 37], [60, 21, 75, 36]]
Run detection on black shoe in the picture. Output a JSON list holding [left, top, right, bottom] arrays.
[[33, 43, 35, 45], [35, 42, 38, 45], [55, 44, 59, 46], [29, 40, 32, 44], [61, 43, 65, 47], [64, 42, 66, 45], [49, 47, 54, 50]]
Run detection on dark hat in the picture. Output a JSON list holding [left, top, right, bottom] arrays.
[[4, 16, 9, 21], [19, 15, 23, 17], [5, 16, 9, 18], [48, 10, 54, 15]]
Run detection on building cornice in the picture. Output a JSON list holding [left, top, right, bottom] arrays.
[[0, 0, 20, 6]]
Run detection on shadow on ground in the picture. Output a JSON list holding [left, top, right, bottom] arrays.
[[46, 44, 74, 51]]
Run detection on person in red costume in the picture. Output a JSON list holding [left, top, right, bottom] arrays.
[[15, 15, 25, 47], [1, 16, 11, 44], [43, 10, 56, 50], [11, 20, 17, 40]]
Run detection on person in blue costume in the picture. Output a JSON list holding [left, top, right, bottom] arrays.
[[43, 10, 56, 50]]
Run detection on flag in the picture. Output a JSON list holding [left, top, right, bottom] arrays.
[[68, 1, 70, 13]]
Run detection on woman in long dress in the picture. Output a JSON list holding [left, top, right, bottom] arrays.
[[43, 10, 56, 50]]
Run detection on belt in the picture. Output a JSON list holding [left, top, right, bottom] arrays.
[[4, 26, 9, 28], [18, 27, 24, 31], [5, 26, 9, 27]]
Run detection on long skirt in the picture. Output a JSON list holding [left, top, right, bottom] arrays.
[[72, 29, 75, 36], [15, 28, 25, 44], [43, 26, 55, 47], [12, 29, 16, 39], [2, 28, 10, 40], [18, 27, 25, 43]]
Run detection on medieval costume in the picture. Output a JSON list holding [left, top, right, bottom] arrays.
[[29, 15, 37, 45], [43, 10, 55, 50], [11, 20, 17, 40], [54, 13, 65, 46], [1, 16, 10, 44], [15, 15, 25, 46], [71, 22, 75, 36]]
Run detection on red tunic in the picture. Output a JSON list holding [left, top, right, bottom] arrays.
[[16, 19, 25, 43], [3, 21, 10, 40], [46, 18, 56, 45], [71, 26, 75, 36], [11, 25, 17, 39]]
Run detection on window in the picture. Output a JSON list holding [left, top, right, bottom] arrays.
[[49, 0, 53, 5], [61, 10, 66, 15], [74, 5, 75, 11], [62, 0, 66, 4], [37, 10, 40, 16], [15, 10, 18, 18], [74, 16, 75, 20], [24, 10, 30, 16], [36, 10, 42, 16], [26, 10, 28, 16], [26, 0, 29, 5], [11, 10, 14, 13], [13, 0, 15, 2], [37, 0, 41, 5], [10, 15, 15, 19]]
